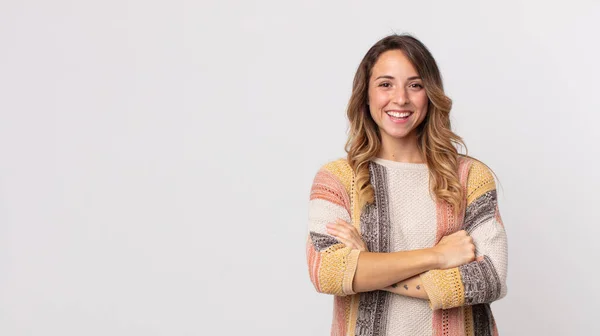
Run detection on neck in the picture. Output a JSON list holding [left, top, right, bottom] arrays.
[[377, 134, 425, 163]]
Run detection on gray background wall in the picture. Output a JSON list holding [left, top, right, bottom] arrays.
[[1, 0, 598, 335]]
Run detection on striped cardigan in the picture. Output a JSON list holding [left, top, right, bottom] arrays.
[[306, 156, 508, 336]]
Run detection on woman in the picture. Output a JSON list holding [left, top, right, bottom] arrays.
[[306, 34, 508, 336]]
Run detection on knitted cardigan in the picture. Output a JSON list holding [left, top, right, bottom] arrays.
[[306, 156, 508, 336]]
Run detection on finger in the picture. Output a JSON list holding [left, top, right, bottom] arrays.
[[328, 227, 363, 248], [327, 221, 350, 231], [329, 222, 353, 237], [331, 222, 366, 248], [347, 230, 364, 245], [337, 219, 360, 234], [335, 218, 351, 225], [341, 221, 363, 237], [335, 236, 358, 249], [335, 219, 356, 231], [325, 223, 343, 235], [327, 226, 351, 241], [326, 226, 341, 238], [336, 219, 360, 237]]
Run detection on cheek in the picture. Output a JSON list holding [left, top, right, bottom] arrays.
[[369, 92, 388, 109], [368, 105, 378, 122], [421, 100, 429, 115], [415, 92, 429, 109]]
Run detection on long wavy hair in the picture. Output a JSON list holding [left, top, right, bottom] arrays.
[[345, 34, 483, 216]]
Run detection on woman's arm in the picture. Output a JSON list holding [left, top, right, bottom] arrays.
[[382, 162, 508, 308], [351, 229, 476, 293], [307, 161, 441, 295], [351, 248, 440, 293], [324, 213, 476, 294], [307, 160, 475, 296], [381, 255, 486, 300], [382, 274, 428, 299], [418, 161, 508, 310], [306, 161, 358, 296]]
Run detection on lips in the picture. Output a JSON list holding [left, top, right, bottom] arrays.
[[386, 110, 413, 118], [385, 110, 413, 124]]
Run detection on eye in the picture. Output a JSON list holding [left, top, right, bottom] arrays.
[[379, 82, 392, 88], [409, 83, 423, 89]]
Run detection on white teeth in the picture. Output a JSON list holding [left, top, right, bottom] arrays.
[[387, 111, 411, 118]]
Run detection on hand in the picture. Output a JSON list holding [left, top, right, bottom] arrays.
[[431, 230, 476, 269], [326, 219, 368, 252]]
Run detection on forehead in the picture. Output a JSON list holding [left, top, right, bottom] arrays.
[[371, 50, 419, 78]]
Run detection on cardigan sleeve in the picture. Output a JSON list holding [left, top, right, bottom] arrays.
[[420, 161, 508, 310], [306, 162, 361, 296]]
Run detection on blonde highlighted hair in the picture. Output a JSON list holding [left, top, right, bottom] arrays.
[[345, 34, 483, 216]]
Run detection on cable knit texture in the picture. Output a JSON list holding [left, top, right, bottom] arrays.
[[306, 156, 507, 336]]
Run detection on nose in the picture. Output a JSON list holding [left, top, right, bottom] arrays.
[[392, 87, 409, 106]]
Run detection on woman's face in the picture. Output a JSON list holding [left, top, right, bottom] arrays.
[[368, 49, 429, 142]]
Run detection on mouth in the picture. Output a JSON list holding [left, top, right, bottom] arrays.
[[386, 110, 413, 122]]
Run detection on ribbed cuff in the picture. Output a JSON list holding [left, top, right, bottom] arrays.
[[342, 249, 361, 295], [420, 268, 465, 310]]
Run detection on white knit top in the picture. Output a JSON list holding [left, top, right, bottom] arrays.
[[372, 157, 435, 335]]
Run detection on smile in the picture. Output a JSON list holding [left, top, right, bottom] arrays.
[[386, 111, 412, 118]]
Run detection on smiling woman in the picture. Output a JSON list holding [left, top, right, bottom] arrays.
[[368, 50, 429, 148], [306, 34, 508, 336]]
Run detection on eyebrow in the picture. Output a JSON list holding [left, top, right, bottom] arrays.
[[374, 75, 422, 81]]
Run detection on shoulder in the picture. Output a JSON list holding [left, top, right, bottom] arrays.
[[459, 155, 497, 205], [320, 158, 352, 177], [313, 158, 353, 196]]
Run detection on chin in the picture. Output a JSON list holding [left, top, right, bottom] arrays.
[[385, 130, 412, 139]]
